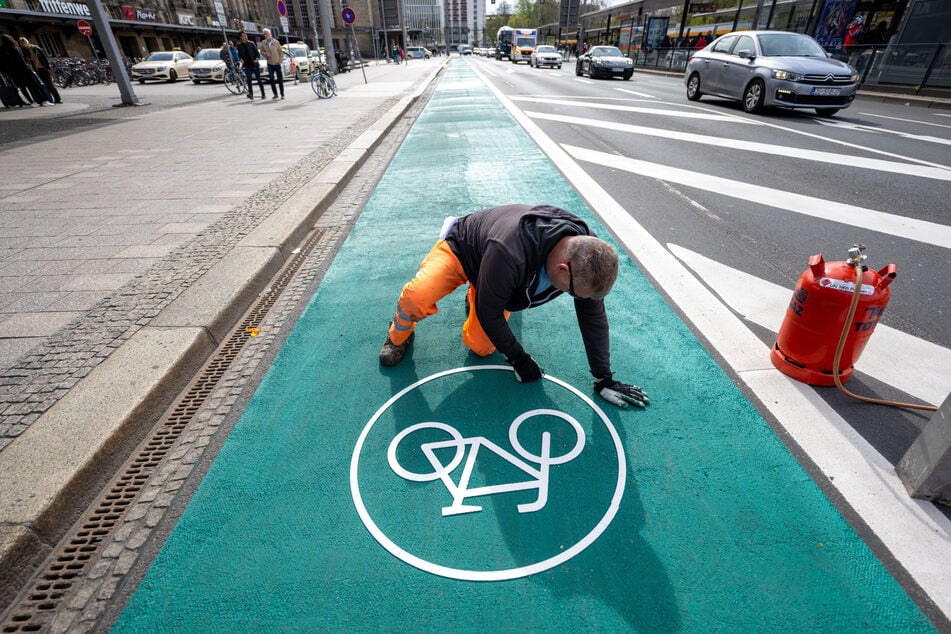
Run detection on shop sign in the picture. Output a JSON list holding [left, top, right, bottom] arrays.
[[38, 0, 91, 17], [178, 12, 196, 25], [690, 2, 717, 12]]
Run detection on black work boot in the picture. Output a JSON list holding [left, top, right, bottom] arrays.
[[380, 330, 414, 366]]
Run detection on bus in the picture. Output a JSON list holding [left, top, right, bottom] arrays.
[[497, 26, 514, 60]]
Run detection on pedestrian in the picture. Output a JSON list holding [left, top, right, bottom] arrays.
[[235, 31, 265, 100], [398, 46, 405, 64], [0, 34, 50, 107], [390, 45, 399, 64], [219, 40, 234, 71], [18, 36, 60, 104], [258, 28, 284, 100], [228, 39, 239, 66], [379, 204, 650, 409]]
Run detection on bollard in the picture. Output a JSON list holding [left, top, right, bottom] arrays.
[[896, 392, 951, 505]]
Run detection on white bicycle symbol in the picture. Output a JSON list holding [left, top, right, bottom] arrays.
[[387, 409, 585, 516]]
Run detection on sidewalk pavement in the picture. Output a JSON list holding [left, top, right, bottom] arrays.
[[0, 57, 446, 606]]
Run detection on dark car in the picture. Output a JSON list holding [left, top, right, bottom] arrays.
[[575, 46, 633, 80], [684, 30, 859, 116]]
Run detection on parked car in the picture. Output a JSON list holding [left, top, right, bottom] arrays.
[[684, 30, 859, 116], [530, 45, 562, 69], [575, 45, 633, 80], [406, 46, 432, 59], [132, 51, 193, 83], [283, 42, 312, 79], [187, 48, 228, 83], [458, 45, 473, 55]]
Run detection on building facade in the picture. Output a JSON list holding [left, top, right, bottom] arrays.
[[0, 0, 380, 61]]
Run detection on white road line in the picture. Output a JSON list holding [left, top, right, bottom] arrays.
[[525, 111, 951, 181], [472, 64, 951, 620], [668, 243, 950, 406], [815, 119, 951, 146], [511, 96, 756, 123], [563, 144, 951, 249], [614, 87, 660, 99], [859, 112, 951, 130]]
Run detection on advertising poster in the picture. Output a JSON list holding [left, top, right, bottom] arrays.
[[813, 0, 859, 48], [645, 16, 669, 50]]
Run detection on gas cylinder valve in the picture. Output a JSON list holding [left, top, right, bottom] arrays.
[[847, 244, 867, 266]]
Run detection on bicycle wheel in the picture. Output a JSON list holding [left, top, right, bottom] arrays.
[[310, 72, 335, 99], [224, 70, 245, 95]]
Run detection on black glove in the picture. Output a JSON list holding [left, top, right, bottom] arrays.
[[595, 378, 650, 409], [509, 351, 543, 383]]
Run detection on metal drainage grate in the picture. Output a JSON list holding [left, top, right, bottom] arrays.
[[1, 229, 326, 633]]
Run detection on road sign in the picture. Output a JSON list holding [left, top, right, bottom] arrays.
[[77, 19, 92, 36], [341, 7, 355, 24], [277, 0, 287, 17]]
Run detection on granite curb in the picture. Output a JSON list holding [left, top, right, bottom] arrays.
[[0, 59, 447, 607]]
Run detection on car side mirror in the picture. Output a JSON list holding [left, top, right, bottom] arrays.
[[738, 49, 755, 60]]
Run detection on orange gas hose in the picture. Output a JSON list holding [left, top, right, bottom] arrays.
[[832, 262, 938, 412]]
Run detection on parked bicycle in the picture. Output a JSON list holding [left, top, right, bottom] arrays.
[[50, 58, 112, 88], [310, 61, 336, 99]]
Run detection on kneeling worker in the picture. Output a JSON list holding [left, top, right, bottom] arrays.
[[379, 204, 649, 409]]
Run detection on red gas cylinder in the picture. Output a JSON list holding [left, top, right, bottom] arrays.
[[771, 249, 897, 386]]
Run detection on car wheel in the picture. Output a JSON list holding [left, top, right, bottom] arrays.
[[623, 72, 633, 81], [686, 72, 703, 101], [138, 79, 145, 84], [192, 79, 200, 84], [167, 69, 178, 83], [557, 64, 562, 69], [742, 79, 765, 113], [815, 108, 840, 117], [575, 63, 582, 76]]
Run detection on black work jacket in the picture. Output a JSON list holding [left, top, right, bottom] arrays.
[[445, 204, 612, 379]]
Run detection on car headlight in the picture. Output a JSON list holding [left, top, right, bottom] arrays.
[[593, 57, 603, 63], [213, 63, 225, 71], [156, 65, 167, 71], [850, 73, 860, 82], [771, 69, 802, 81]]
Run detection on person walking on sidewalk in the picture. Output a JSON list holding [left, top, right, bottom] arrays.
[[259, 29, 284, 100], [379, 203, 650, 409], [0, 34, 50, 107], [18, 37, 60, 104], [236, 31, 265, 100]]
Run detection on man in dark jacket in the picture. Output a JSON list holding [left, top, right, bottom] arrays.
[[235, 31, 265, 100], [380, 204, 649, 409]]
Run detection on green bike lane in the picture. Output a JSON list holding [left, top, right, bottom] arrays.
[[114, 59, 934, 631]]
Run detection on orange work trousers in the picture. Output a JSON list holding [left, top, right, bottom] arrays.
[[388, 240, 508, 357]]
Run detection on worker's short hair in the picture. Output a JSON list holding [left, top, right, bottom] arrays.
[[565, 235, 619, 299]]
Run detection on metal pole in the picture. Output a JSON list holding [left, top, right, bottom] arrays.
[[319, 0, 338, 72], [85, 0, 139, 105], [398, 0, 410, 62], [304, 0, 322, 59], [732, 0, 744, 31]]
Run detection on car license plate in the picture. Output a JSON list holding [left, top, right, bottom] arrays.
[[612, 68, 624, 73], [811, 87, 841, 96]]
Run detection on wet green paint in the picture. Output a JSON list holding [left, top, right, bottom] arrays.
[[115, 60, 934, 632]]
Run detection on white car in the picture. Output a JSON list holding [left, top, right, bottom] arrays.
[[282, 42, 312, 79], [188, 48, 228, 83], [530, 45, 562, 69], [406, 46, 431, 59], [132, 51, 193, 83]]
